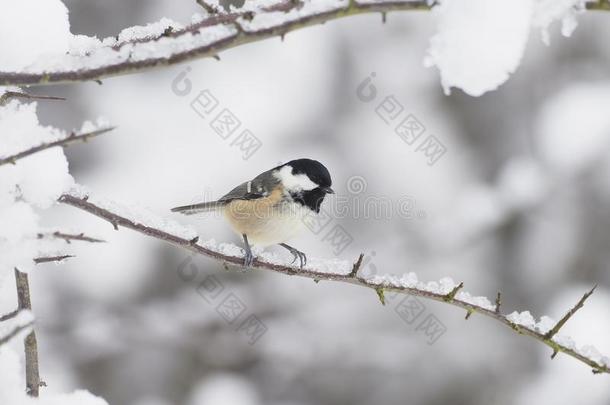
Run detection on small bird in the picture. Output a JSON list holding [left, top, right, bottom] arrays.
[[171, 158, 334, 269]]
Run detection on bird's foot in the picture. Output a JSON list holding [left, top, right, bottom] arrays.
[[279, 243, 307, 269], [242, 234, 255, 270], [243, 249, 255, 269]]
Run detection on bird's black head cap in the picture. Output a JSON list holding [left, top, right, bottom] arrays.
[[284, 158, 332, 188]]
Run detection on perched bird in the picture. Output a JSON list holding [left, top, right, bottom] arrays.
[[171, 158, 334, 269]]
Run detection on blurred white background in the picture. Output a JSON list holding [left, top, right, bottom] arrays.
[[2, 1, 610, 404]]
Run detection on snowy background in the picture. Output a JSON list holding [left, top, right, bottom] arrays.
[[2, 0, 610, 404]]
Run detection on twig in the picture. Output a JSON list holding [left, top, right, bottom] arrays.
[[443, 281, 463, 302], [587, 0, 610, 11], [0, 91, 65, 106], [58, 191, 610, 374], [0, 309, 20, 322], [375, 288, 386, 305], [33, 255, 74, 264], [0, 126, 115, 167], [0, 321, 34, 347], [348, 253, 364, 278], [544, 285, 597, 340], [14, 269, 41, 397], [37, 231, 105, 244]]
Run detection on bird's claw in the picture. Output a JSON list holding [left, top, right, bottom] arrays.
[[243, 249, 255, 269], [287, 248, 307, 269]]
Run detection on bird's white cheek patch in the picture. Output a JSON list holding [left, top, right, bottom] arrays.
[[274, 165, 317, 191]]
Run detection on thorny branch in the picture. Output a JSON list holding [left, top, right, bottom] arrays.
[[14, 269, 41, 397], [1, 0, 606, 87], [59, 191, 610, 374], [0, 127, 115, 167], [545, 285, 597, 340], [37, 231, 106, 244]]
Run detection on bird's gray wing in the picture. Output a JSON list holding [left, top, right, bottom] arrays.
[[171, 169, 280, 215], [218, 169, 280, 203]]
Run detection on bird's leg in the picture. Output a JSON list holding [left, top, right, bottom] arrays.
[[279, 243, 307, 269], [242, 234, 255, 268]]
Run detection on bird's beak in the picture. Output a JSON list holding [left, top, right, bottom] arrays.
[[322, 187, 335, 194]]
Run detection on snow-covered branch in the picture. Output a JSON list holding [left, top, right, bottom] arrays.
[[0, 0, 428, 87], [58, 190, 610, 374]]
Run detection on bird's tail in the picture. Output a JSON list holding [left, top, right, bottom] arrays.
[[170, 201, 224, 215]]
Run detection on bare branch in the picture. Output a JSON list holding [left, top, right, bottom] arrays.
[[33, 255, 74, 264], [545, 285, 597, 340], [443, 281, 463, 302], [37, 231, 105, 244], [0, 309, 20, 323], [0, 91, 65, 106], [58, 191, 610, 374], [348, 253, 364, 278], [14, 269, 41, 397], [0, 126, 115, 167]]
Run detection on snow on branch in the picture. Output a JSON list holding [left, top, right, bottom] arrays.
[[58, 189, 610, 374], [0, 126, 115, 167], [0, 0, 430, 87]]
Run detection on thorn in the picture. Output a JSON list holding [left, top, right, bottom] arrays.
[[375, 288, 385, 306], [592, 368, 604, 375], [545, 285, 597, 340], [313, 278, 320, 284], [348, 253, 364, 278], [551, 349, 558, 359], [94, 79, 103, 85], [465, 309, 473, 320], [212, 54, 220, 61], [443, 281, 463, 302], [82, 196, 89, 201], [111, 221, 119, 231], [190, 236, 199, 245], [280, 33, 285, 41], [381, 12, 387, 23], [495, 292, 501, 314]]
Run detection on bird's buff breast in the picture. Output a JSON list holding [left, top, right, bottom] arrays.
[[223, 187, 310, 247]]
